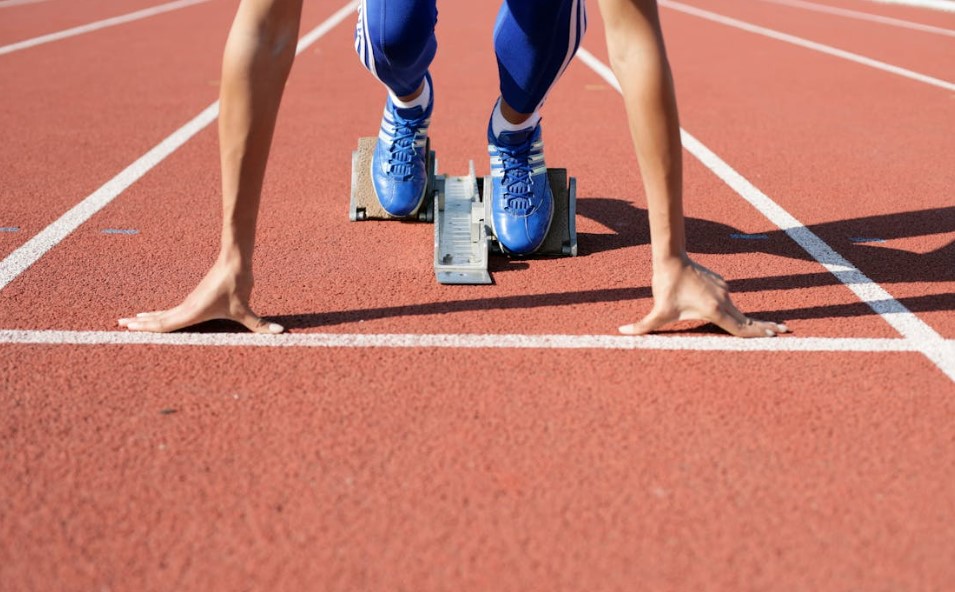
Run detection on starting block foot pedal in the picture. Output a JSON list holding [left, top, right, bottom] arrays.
[[484, 169, 578, 257], [349, 136, 436, 222]]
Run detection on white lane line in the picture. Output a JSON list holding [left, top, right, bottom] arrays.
[[870, 0, 955, 12], [757, 0, 955, 37], [659, 0, 955, 92], [0, 1, 357, 292], [0, 329, 929, 353], [0, 0, 51, 9], [576, 49, 955, 382], [0, 0, 211, 56]]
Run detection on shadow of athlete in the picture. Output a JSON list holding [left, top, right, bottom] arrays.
[[577, 198, 954, 282], [258, 202, 953, 330], [119, 0, 788, 338]]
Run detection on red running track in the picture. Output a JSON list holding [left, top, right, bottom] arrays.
[[1, 0, 954, 589], [0, 0, 179, 46]]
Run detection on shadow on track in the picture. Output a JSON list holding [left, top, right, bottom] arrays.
[[580, 198, 954, 286], [175, 200, 954, 332]]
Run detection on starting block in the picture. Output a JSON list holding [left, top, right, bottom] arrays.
[[432, 164, 491, 284], [349, 137, 436, 222], [349, 137, 577, 285]]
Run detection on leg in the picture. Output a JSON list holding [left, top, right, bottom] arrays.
[[495, 0, 586, 117], [355, 0, 436, 98], [119, 0, 303, 333], [356, 0, 438, 216], [487, 0, 586, 254]]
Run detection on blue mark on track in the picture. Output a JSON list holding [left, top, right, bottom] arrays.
[[729, 233, 769, 240], [102, 228, 139, 235], [849, 237, 885, 243], [0, 227, 19, 232]]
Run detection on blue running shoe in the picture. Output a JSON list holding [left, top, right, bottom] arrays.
[[372, 74, 433, 217], [487, 119, 553, 255]]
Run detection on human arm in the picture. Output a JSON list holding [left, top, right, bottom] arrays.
[[597, 0, 787, 337], [119, 0, 304, 333]]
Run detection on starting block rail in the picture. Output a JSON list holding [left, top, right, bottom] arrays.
[[433, 163, 490, 284]]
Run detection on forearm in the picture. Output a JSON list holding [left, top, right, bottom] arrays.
[[217, 0, 302, 269], [597, 0, 787, 337], [599, 0, 686, 267]]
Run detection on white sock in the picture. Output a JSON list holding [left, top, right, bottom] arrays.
[[490, 98, 541, 138], [390, 76, 430, 110]]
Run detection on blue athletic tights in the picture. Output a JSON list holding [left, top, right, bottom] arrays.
[[355, 0, 586, 113]]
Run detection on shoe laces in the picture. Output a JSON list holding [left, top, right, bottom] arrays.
[[497, 141, 536, 214], [386, 110, 427, 181]]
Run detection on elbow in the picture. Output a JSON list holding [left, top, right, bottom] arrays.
[[265, 25, 298, 60], [256, 23, 298, 67], [607, 29, 664, 69], [605, 31, 672, 87], [227, 9, 300, 67]]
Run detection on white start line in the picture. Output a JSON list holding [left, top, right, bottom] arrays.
[[0, 329, 943, 354]]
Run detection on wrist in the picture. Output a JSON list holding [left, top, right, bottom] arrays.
[[216, 243, 253, 274], [651, 250, 689, 270]]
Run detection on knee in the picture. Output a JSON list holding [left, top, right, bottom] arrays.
[[369, 19, 433, 69], [263, 24, 299, 62], [356, 0, 438, 69]]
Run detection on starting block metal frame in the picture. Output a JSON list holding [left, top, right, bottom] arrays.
[[349, 137, 577, 285], [433, 164, 490, 284]]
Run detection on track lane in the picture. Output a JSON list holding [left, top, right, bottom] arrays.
[[848, 0, 955, 19], [0, 1, 348, 266], [773, 0, 955, 24], [0, 1, 944, 338], [0, 2, 357, 292], [754, 0, 955, 36], [0, 4, 897, 340], [2, 345, 954, 590], [3, 2, 955, 590], [0, 0, 53, 9], [579, 47, 952, 366], [764, 0, 955, 29], [666, 0, 955, 82], [0, 0, 194, 47], [0, 0, 235, 261], [644, 6, 955, 338]]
